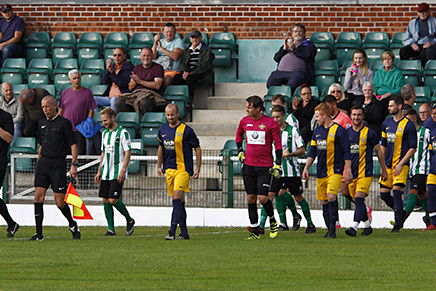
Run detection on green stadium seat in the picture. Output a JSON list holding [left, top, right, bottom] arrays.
[[183, 32, 209, 46], [310, 32, 334, 61], [29, 84, 55, 95], [51, 32, 76, 63], [160, 32, 182, 40], [263, 86, 292, 101], [414, 86, 431, 103], [314, 60, 338, 95], [315, 59, 339, 74], [209, 32, 236, 67], [140, 112, 166, 146], [0, 58, 26, 84], [93, 110, 102, 125], [80, 58, 104, 88], [399, 59, 422, 86], [128, 139, 144, 174], [391, 32, 407, 49], [363, 32, 390, 49], [25, 32, 51, 61], [116, 112, 140, 138], [129, 32, 154, 49], [163, 85, 190, 104], [10, 84, 29, 95], [365, 48, 386, 61], [220, 139, 242, 175], [77, 32, 103, 64], [10, 137, 37, 171], [103, 32, 129, 60], [423, 60, 436, 92], [89, 84, 109, 96], [25, 58, 52, 86], [335, 32, 362, 66], [52, 58, 78, 91]]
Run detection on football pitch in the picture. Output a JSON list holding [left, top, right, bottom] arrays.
[[0, 226, 435, 290]]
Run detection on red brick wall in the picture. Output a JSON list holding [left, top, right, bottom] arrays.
[[14, 4, 417, 38]]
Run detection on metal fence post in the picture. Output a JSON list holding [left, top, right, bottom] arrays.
[[222, 150, 234, 208]]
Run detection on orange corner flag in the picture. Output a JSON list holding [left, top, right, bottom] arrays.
[[64, 182, 93, 220]]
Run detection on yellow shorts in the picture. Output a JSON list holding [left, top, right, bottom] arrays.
[[165, 169, 190, 196], [316, 174, 342, 200], [348, 177, 373, 198], [164, 71, 181, 78], [379, 166, 409, 189], [428, 174, 436, 185]]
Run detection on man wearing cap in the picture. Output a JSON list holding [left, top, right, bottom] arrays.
[[0, 4, 24, 65], [400, 3, 436, 67], [172, 30, 215, 98]]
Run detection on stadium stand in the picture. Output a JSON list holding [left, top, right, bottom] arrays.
[[51, 32, 76, 63], [77, 32, 103, 65], [24, 32, 50, 61], [0, 58, 26, 85]]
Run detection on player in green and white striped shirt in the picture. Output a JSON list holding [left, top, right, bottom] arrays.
[[402, 109, 431, 226], [260, 105, 316, 233], [95, 108, 135, 236]]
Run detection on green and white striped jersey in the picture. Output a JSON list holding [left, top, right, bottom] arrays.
[[409, 126, 430, 176], [101, 125, 131, 181], [273, 122, 304, 177], [285, 113, 299, 129]]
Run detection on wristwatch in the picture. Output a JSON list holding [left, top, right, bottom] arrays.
[[71, 162, 79, 167]]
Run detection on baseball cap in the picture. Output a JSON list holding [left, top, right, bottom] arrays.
[[417, 3, 430, 12], [1, 4, 12, 13], [190, 30, 202, 38]]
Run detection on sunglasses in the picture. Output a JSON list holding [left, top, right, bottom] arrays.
[[331, 90, 341, 93], [113, 54, 122, 57]]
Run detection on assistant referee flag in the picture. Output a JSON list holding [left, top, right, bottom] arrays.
[[64, 183, 93, 220]]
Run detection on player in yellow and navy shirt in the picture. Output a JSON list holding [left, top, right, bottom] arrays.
[[424, 127, 436, 230], [344, 106, 387, 237], [379, 95, 417, 232], [157, 104, 202, 240], [302, 103, 352, 238]]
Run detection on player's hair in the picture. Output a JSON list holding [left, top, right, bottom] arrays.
[[382, 51, 395, 61], [293, 23, 306, 34], [100, 107, 116, 118], [271, 105, 286, 115], [68, 69, 80, 78], [164, 22, 176, 29], [350, 105, 364, 114], [323, 94, 337, 104], [401, 84, 415, 101], [271, 94, 286, 104], [314, 102, 330, 115], [246, 95, 264, 111], [352, 49, 369, 76], [390, 95, 404, 107], [406, 108, 421, 125]]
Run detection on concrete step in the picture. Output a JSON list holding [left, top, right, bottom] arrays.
[[192, 109, 245, 123], [197, 136, 235, 150], [187, 122, 237, 136], [215, 83, 267, 97], [207, 96, 247, 110]]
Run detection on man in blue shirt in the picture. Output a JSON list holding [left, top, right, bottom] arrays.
[[0, 4, 24, 65], [423, 103, 436, 131]]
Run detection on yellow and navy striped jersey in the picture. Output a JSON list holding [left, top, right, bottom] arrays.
[[158, 122, 200, 176], [347, 125, 379, 179], [380, 116, 417, 168], [430, 128, 436, 176], [308, 123, 351, 178]]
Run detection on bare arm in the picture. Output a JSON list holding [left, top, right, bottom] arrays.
[[159, 47, 184, 61], [302, 156, 314, 181], [117, 150, 131, 183], [88, 109, 94, 119], [0, 127, 12, 144], [0, 31, 23, 48], [69, 143, 78, 178], [157, 145, 164, 176], [395, 148, 416, 176], [291, 146, 305, 157], [95, 151, 105, 183], [192, 146, 202, 179], [38, 145, 42, 160], [136, 78, 163, 91], [374, 144, 388, 180]]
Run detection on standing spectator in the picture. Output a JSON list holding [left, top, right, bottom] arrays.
[[419, 103, 431, 122], [0, 4, 24, 65], [172, 30, 215, 98], [327, 83, 353, 114], [98, 47, 133, 112], [267, 23, 316, 90], [359, 82, 390, 137], [18, 87, 50, 137], [373, 51, 405, 99], [401, 84, 416, 106], [59, 70, 98, 155], [0, 82, 23, 138], [323, 95, 352, 129], [400, 2, 436, 67], [291, 84, 320, 145], [343, 49, 374, 104], [152, 23, 185, 88]]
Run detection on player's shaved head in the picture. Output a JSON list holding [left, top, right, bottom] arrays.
[[41, 95, 58, 119], [165, 103, 179, 113], [165, 103, 180, 126]]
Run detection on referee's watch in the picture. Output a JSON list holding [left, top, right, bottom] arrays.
[[71, 162, 79, 167]]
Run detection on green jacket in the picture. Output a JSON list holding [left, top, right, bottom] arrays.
[[179, 43, 215, 75], [373, 66, 405, 96]]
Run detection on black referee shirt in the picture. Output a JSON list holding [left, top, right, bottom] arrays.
[[0, 108, 13, 162], [38, 114, 76, 159]]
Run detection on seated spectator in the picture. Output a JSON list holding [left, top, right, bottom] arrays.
[[423, 103, 436, 130], [373, 51, 405, 99], [267, 23, 316, 91], [343, 49, 373, 103], [97, 47, 134, 112], [172, 30, 215, 98], [59, 70, 98, 155], [419, 103, 431, 122], [116, 47, 166, 117], [323, 95, 352, 129], [0, 4, 24, 66], [152, 22, 185, 87], [327, 83, 353, 114], [18, 87, 50, 137], [271, 94, 299, 128], [400, 3, 436, 67], [359, 81, 389, 136], [291, 84, 320, 145], [401, 84, 416, 106], [0, 82, 23, 138]]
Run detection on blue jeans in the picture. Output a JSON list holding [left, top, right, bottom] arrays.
[[13, 122, 23, 139], [94, 96, 118, 112], [0, 43, 24, 66]]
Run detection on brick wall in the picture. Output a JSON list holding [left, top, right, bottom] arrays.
[[13, 4, 418, 38]]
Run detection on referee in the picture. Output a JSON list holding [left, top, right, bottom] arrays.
[[31, 96, 80, 241]]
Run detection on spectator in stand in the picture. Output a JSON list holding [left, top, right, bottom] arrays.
[[401, 84, 416, 106], [172, 30, 215, 98], [0, 82, 23, 138], [97, 47, 133, 112], [291, 84, 320, 145], [59, 70, 98, 155], [323, 95, 352, 129], [18, 87, 50, 137], [267, 23, 316, 91], [359, 81, 389, 137], [419, 103, 431, 122], [152, 22, 185, 88], [327, 83, 353, 114], [400, 2, 436, 67], [343, 49, 374, 104], [0, 4, 24, 66], [423, 103, 436, 130], [373, 51, 405, 99]]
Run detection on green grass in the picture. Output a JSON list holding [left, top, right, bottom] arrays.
[[0, 226, 435, 290]]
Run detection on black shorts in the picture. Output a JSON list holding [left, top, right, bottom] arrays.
[[34, 157, 67, 194], [99, 180, 124, 199], [0, 160, 7, 187], [242, 165, 271, 196], [410, 174, 427, 194], [270, 177, 303, 196]]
